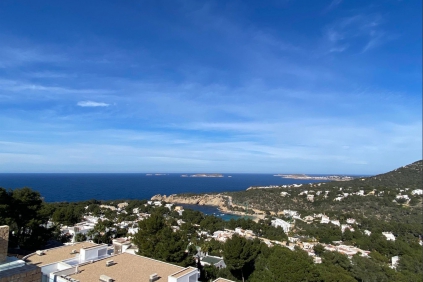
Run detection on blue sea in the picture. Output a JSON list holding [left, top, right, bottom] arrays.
[[0, 173, 329, 202], [0, 173, 328, 219]]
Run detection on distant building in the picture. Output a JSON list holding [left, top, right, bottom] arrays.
[[330, 220, 340, 226], [382, 232, 396, 241], [346, 218, 356, 224], [165, 203, 174, 210], [271, 218, 291, 233], [341, 224, 354, 233], [61, 221, 95, 242], [320, 215, 330, 224], [391, 256, 400, 269], [395, 194, 410, 201], [199, 256, 226, 269], [117, 202, 128, 209], [283, 210, 298, 217], [304, 216, 314, 223], [412, 189, 423, 195]]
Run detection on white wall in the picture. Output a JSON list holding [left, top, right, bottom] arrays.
[[80, 245, 108, 261]]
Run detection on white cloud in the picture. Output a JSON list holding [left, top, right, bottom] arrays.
[[323, 13, 389, 54], [77, 101, 110, 107]]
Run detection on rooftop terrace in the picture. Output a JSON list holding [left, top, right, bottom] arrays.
[[25, 242, 98, 266], [70, 252, 188, 282]]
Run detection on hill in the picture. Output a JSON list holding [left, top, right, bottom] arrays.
[[223, 160, 423, 223], [346, 160, 422, 189]]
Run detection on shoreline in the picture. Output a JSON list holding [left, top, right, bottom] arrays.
[[152, 194, 266, 222], [216, 207, 265, 222]]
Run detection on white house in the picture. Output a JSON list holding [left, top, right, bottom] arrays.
[[391, 256, 400, 269], [320, 216, 330, 224], [412, 189, 423, 195], [341, 224, 354, 233], [382, 232, 396, 241], [346, 218, 356, 224], [280, 192, 290, 197], [330, 220, 340, 226], [283, 210, 298, 217], [395, 195, 410, 201], [165, 203, 174, 210], [200, 256, 226, 269], [271, 218, 291, 233]]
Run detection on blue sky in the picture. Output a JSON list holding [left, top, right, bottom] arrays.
[[0, 0, 421, 174]]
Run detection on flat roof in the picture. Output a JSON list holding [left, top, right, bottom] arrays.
[[25, 242, 98, 266], [202, 256, 223, 264], [213, 278, 235, 282], [70, 253, 191, 282], [169, 267, 197, 278]]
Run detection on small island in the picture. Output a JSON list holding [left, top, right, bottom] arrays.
[[181, 173, 224, 177], [275, 174, 354, 181]]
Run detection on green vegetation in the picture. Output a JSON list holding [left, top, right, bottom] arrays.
[[0, 160, 421, 281], [0, 187, 51, 250]]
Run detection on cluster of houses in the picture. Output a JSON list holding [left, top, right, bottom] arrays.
[[208, 227, 256, 243], [60, 201, 182, 242], [54, 198, 418, 278], [291, 186, 423, 203], [393, 188, 422, 204]]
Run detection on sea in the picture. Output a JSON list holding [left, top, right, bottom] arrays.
[[0, 173, 329, 220]]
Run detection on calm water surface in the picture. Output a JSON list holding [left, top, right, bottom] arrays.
[[0, 173, 327, 202]]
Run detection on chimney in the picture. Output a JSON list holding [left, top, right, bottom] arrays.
[[0, 225, 9, 263], [149, 273, 158, 282], [99, 274, 114, 282]]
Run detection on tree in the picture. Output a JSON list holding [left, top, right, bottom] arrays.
[[222, 235, 260, 282], [133, 213, 190, 265], [313, 244, 325, 256], [7, 187, 47, 248], [249, 246, 318, 282], [75, 233, 87, 242], [87, 220, 115, 244], [0, 188, 11, 222]]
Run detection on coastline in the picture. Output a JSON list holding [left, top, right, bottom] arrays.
[[216, 207, 265, 222], [151, 193, 266, 222]]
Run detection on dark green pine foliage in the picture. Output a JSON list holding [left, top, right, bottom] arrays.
[[222, 235, 260, 282], [0, 187, 51, 250], [133, 212, 192, 266], [249, 246, 318, 282]]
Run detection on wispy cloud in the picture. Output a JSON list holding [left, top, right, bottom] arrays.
[[323, 13, 389, 54], [77, 101, 110, 107], [0, 1, 419, 173], [323, 0, 343, 13]]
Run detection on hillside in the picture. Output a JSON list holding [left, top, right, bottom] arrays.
[[346, 160, 422, 188], [224, 160, 423, 222]]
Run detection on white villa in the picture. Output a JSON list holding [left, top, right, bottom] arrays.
[[271, 218, 291, 233], [382, 232, 396, 241]]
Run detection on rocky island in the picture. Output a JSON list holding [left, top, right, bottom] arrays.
[[181, 173, 224, 177], [275, 174, 354, 181]]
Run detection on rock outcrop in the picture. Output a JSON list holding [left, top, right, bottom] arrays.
[[151, 194, 229, 209]]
